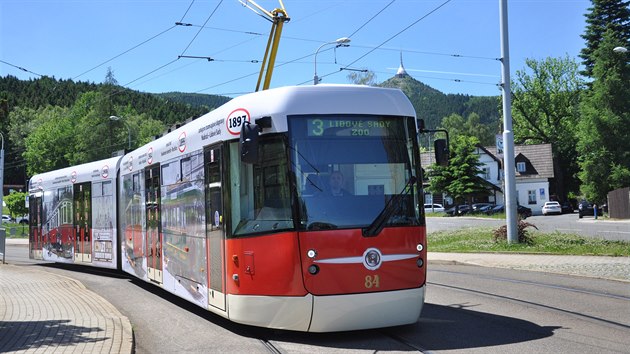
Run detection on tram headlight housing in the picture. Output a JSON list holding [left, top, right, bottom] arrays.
[[417, 258, 424, 268], [308, 264, 319, 275]]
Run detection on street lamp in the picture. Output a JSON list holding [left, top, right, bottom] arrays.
[[109, 115, 131, 150], [613, 46, 628, 53], [314, 37, 351, 85]]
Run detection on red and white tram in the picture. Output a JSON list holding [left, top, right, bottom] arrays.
[[29, 84, 444, 332]]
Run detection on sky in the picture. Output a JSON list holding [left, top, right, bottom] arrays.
[[0, 0, 592, 98]]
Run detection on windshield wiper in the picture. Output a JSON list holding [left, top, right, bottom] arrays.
[[287, 145, 323, 192], [362, 176, 416, 237]]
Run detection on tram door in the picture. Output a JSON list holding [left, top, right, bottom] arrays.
[[205, 145, 225, 310], [145, 164, 163, 284], [73, 182, 92, 263], [29, 195, 43, 260]]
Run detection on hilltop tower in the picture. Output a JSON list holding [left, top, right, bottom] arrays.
[[396, 51, 408, 78]]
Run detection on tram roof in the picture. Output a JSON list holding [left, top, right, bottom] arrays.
[[119, 85, 416, 174], [29, 156, 122, 192]]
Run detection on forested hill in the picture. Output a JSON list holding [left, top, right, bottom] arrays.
[[0, 75, 230, 126], [156, 92, 231, 111], [379, 75, 500, 129]]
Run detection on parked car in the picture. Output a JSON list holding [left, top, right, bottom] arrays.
[[542, 201, 562, 215], [2, 215, 13, 224], [424, 203, 445, 213], [445, 204, 471, 216], [15, 215, 29, 224], [578, 200, 602, 218], [487, 204, 532, 218], [560, 202, 573, 214], [471, 203, 494, 214]]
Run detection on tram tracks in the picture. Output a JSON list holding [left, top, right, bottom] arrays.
[[431, 269, 630, 301], [259, 338, 283, 354], [381, 332, 431, 353], [428, 269, 630, 330]]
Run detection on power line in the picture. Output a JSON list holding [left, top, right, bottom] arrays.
[[72, 25, 178, 80], [179, 0, 196, 22], [343, 0, 454, 70], [347, 0, 396, 39], [0, 60, 43, 77], [352, 45, 500, 61], [308, 0, 455, 85], [122, 58, 180, 88], [180, 0, 225, 56]]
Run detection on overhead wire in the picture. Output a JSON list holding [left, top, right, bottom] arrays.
[[0, 60, 43, 77], [346, 0, 396, 39], [343, 0, 454, 69], [313, 0, 455, 85], [72, 25, 178, 80], [179, 0, 196, 22], [180, 0, 224, 56]]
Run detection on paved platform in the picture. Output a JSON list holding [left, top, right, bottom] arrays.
[[429, 252, 630, 282], [0, 263, 133, 354]]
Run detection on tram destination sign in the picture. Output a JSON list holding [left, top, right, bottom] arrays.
[[306, 118, 393, 137]]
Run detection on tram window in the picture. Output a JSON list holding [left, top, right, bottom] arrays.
[[228, 135, 293, 237], [289, 115, 421, 230], [132, 174, 139, 192], [161, 162, 179, 186]]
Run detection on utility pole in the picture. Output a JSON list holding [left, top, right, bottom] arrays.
[[500, 0, 518, 243]]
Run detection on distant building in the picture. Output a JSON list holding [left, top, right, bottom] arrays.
[[422, 143, 555, 215], [396, 52, 408, 78]]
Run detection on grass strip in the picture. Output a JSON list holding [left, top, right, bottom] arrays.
[[428, 227, 630, 256]]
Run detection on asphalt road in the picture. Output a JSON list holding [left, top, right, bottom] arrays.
[[3, 244, 629, 353], [427, 213, 630, 241]]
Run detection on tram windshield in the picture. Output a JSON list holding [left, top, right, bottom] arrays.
[[289, 115, 421, 231]]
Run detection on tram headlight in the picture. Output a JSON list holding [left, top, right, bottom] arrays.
[[417, 258, 424, 268], [416, 244, 424, 252], [308, 264, 320, 275], [307, 249, 317, 258]]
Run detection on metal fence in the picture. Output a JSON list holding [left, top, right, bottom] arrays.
[[607, 187, 630, 219]]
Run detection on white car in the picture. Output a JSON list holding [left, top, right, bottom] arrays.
[[542, 201, 562, 215], [2, 215, 13, 224], [424, 203, 445, 213]]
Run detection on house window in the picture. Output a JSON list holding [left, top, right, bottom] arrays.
[[528, 190, 536, 205], [482, 167, 490, 180], [517, 162, 526, 172]]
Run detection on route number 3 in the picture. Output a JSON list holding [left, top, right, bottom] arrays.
[[364, 275, 380, 288]]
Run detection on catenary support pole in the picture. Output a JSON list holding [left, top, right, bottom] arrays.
[[500, 0, 518, 243]]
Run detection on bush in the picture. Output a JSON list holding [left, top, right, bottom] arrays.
[[493, 220, 538, 245]]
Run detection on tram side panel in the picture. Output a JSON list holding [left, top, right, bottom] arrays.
[[120, 171, 148, 279], [120, 150, 211, 310], [160, 153, 209, 308], [29, 157, 120, 269]]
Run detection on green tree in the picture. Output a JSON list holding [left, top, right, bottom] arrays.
[[580, 0, 630, 78], [577, 29, 630, 202], [440, 112, 495, 146], [510, 56, 584, 201], [427, 135, 488, 205], [347, 70, 377, 85], [4, 191, 28, 219], [23, 106, 72, 175]]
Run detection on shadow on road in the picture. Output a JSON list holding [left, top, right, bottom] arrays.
[[389, 303, 561, 351]]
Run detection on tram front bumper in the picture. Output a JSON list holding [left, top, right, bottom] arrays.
[[308, 286, 425, 332], [227, 285, 425, 332]]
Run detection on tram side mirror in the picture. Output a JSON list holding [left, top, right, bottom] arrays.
[[434, 138, 449, 166], [240, 121, 261, 164], [417, 119, 426, 132]]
